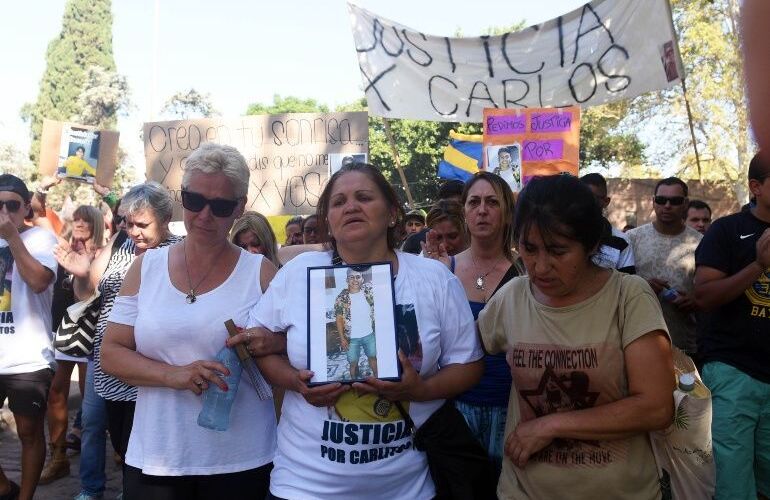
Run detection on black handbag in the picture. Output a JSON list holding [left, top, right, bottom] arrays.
[[54, 290, 101, 357], [396, 400, 497, 500]]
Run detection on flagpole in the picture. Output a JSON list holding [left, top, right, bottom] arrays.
[[383, 118, 415, 208]]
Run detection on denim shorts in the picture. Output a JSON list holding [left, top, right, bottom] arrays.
[[347, 333, 376, 363]]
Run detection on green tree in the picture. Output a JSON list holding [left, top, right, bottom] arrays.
[[628, 0, 749, 199], [580, 102, 645, 171], [23, 0, 116, 165], [161, 89, 218, 119], [246, 95, 329, 115], [0, 143, 36, 181]]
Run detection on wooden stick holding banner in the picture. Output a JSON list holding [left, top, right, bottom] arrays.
[[382, 118, 415, 208], [680, 79, 703, 180]]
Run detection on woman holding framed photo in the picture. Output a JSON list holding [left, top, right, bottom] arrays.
[[241, 163, 484, 500]]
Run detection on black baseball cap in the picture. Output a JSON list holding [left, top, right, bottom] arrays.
[[0, 174, 31, 202]]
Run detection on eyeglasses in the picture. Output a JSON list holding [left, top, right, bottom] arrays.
[[181, 190, 239, 217], [347, 274, 363, 281], [303, 226, 318, 234], [653, 196, 685, 206], [0, 200, 22, 212]]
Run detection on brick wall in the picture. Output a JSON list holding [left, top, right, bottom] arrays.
[[606, 178, 742, 229]]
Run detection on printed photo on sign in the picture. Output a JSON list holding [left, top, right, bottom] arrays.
[[662, 40, 679, 82], [307, 263, 399, 384], [57, 126, 100, 183], [486, 144, 521, 192], [0, 246, 12, 313], [329, 153, 368, 176]]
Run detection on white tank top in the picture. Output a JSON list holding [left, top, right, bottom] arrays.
[[125, 246, 276, 476]]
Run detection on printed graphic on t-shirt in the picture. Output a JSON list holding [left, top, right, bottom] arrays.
[[0, 247, 13, 326], [316, 302, 420, 466], [746, 267, 770, 319], [511, 341, 629, 468], [395, 303, 422, 372]]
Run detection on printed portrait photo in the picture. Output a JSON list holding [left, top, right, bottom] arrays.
[[486, 143, 521, 192], [307, 263, 399, 384], [329, 152, 368, 176], [57, 126, 100, 183]]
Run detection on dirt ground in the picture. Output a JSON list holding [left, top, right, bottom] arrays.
[[0, 379, 123, 499]]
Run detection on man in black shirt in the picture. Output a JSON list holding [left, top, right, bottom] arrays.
[[694, 152, 770, 499]]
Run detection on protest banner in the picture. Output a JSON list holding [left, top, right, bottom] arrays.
[[349, 0, 682, 122], [483, 106, 580, 191], [143, 112, 369, 218], [39, 119, 120, 187]]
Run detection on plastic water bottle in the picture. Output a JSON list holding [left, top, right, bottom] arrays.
[[197, 346, 242, 431], [660, 287, 680, 302]]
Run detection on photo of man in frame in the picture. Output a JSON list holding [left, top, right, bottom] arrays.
[[332, 267, 378, 380]]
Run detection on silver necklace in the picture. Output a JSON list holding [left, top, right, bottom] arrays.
[[182, 240, 228, 304], [470, 251, 504, 290]]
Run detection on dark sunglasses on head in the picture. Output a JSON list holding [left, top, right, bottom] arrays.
[[0, 200, 22, 212], [112, 214, 125, 226], [653, 195, 685, 206], [181, 190, 239, 217]]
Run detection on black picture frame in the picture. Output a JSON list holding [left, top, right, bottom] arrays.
[[306, 261, 400, 386]]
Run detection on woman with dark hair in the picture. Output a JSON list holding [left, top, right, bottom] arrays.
[[424, 199, 468, 257], [239, 162, 484, 499], [424, 171, 524, 483], [301, 214, 319, 245], [478, 174, 674, 499]]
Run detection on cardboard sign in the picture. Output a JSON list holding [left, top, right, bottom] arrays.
[[483, 106, 580, 191], [39, 119, 119, 187], [143, 112, 369, 218], [349, 0, 683, 122]]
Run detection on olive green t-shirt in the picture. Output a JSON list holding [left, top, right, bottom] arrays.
[[478, 271, 669, 500]]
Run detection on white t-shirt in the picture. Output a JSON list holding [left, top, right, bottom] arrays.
[[349, 291, 372, 339], [116, 247, 276, 476], [0, 226, 57, 374], [250, 250, 482, 500]]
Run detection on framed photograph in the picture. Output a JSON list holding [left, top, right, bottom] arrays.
[[56, 126, 100, 183], [307, 262, 399, 385], [486, 143, 521, 192], [329, 152, 368, 176]]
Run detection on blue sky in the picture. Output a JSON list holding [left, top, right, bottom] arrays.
[[0, 0, 585, 172]]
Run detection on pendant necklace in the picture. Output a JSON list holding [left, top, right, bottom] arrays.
[[183, 240, 228, 304], [471, 251, 503, 291]]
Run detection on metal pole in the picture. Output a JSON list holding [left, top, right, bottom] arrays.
[[382, 118, 415, 208]]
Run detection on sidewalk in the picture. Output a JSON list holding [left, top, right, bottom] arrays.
[[0, 379, 123, 499]]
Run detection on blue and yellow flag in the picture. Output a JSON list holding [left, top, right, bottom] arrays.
[[437, 130, 483, 181]]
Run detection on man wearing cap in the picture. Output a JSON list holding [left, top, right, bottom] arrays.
[[403, 209, 426, 237], [695, 153, 770, 499], [0, 174, 58, 500]]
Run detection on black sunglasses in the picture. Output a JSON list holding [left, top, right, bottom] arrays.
[[653, 195, 685, 206], [0, 200, 22, 212], [181, 190, 239, 217]]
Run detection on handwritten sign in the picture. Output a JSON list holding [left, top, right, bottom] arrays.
[[483, 106, 580, 191], [143, 113, 368, 218], [349, 0, 683, 122], [486, 114, 526, 136]]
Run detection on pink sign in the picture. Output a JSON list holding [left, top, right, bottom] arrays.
[[522, 140, 564, 161], [529, 112, 573, 133], [486, 114, 526, 136]]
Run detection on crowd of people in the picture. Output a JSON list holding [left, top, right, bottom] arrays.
[[0, 148, 769, 500]]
